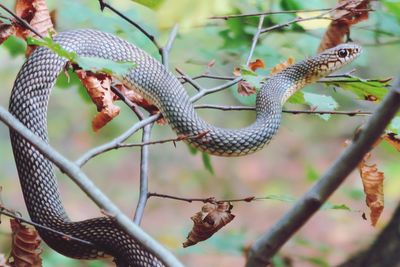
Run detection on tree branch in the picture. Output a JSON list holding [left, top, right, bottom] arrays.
[[194, 104, 372, 116], [161, 24, 179, 67], [97, 0, 161, 50], [133, 123, 152, 225], [246, 15, 265, 66], [0, 106, 183, 267], [246, 85, 400, 267], [75, 114, 160, 167], [0, 207, 94, 246]]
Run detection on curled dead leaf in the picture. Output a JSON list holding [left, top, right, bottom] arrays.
[[270, 57, 295, 76], [15, 0, 55, 38], [75, 70, 120, 131], [358, 153, 384, 226], [183, 202, 235, 248], [248, 59, 265, 71], [114, 83, 165, 125], [7, 219, 42, 267], [318, 0, 371, 52], [237, 81, 257, 96], [233, 67, 241, 77]]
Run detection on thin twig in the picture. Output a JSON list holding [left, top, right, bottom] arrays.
[[0, 208, 94, 246], [110, 84, 144, 119], [133, 123, 153, 225], [209, 8, 334, 20], [176, 68, 202, 91], [161, 24, 179, 67], [75, 114, 160, 166], [246, 15, 265, 66], [261, 16, 333, 34], [190, 74, 236, 81], [148, 192, 257, 203], [246, 85, 400, 267], [0, 106, 184, 267], [118, 132, 208, 148], [194, 104, 372, 116], [259, 3, 348, 35], [97, 0, 161, 50]]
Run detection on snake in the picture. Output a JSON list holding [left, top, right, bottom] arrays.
[[8, 29, 361, 266]]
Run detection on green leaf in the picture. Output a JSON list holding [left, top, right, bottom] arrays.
[[26, 37, 135, 77], [303, 92, 338, 121], [287, 91, 305, 104], [323, 76, 391, 102], [383, 0, 400, 21], [74, 57, 135, 77], [305, 164, 319, 182], [132, 0, 165, 9], [187, 144, 198, 155], [300, 256, 329, 267], [342, 187, 365, 201], [322, 202, 351, 211], [202, 153, 214, 174], [2, 35, 26, 57]]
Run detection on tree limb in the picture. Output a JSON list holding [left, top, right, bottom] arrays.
[[133, 123, 152, 225]]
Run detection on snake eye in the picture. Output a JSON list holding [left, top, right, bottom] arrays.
[[338, 49, 349, 58]]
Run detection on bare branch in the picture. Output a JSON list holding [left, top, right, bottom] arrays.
[[0, 207, 94, 246], [194, 104, 372, 116], [0, 106, 184, 267], [148, 192, 256, 204], [75, 114, 160, 167], [161, 24, 179, 67], [246, 85, 400, 267], [119, 132, 208, 148], [110, 84, 145, 119], [176, 68, 202, 91], [133, 123, 152, 225], [246, 15, 265, 66], [209, 8, 334, 20], [261, 16, 333, 34], [97, 0, 161, 50]]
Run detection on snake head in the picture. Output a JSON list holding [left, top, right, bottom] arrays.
[[316, 43, 363, 76]]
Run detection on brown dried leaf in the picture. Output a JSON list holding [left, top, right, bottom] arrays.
[[383, 132, 400, 151], [233, 67, 241, 77], [75, 70, 121, 131], [318, 0, 371, 52], [358, 153, 384, 226], [248, 59, 265, 71], [15, 0, 55, 39], [237, 81, 256, 96], [270, 57, 295, 76], [0, 22, 16, 45], [114, 83, 166, 125], [7, 219, 42, 267], [183, 202, 235, 248]]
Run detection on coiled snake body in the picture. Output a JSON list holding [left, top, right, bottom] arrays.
[[8, 29, 361, 266]]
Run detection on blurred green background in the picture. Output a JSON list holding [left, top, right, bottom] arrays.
[[1, 0, 400, 266]]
